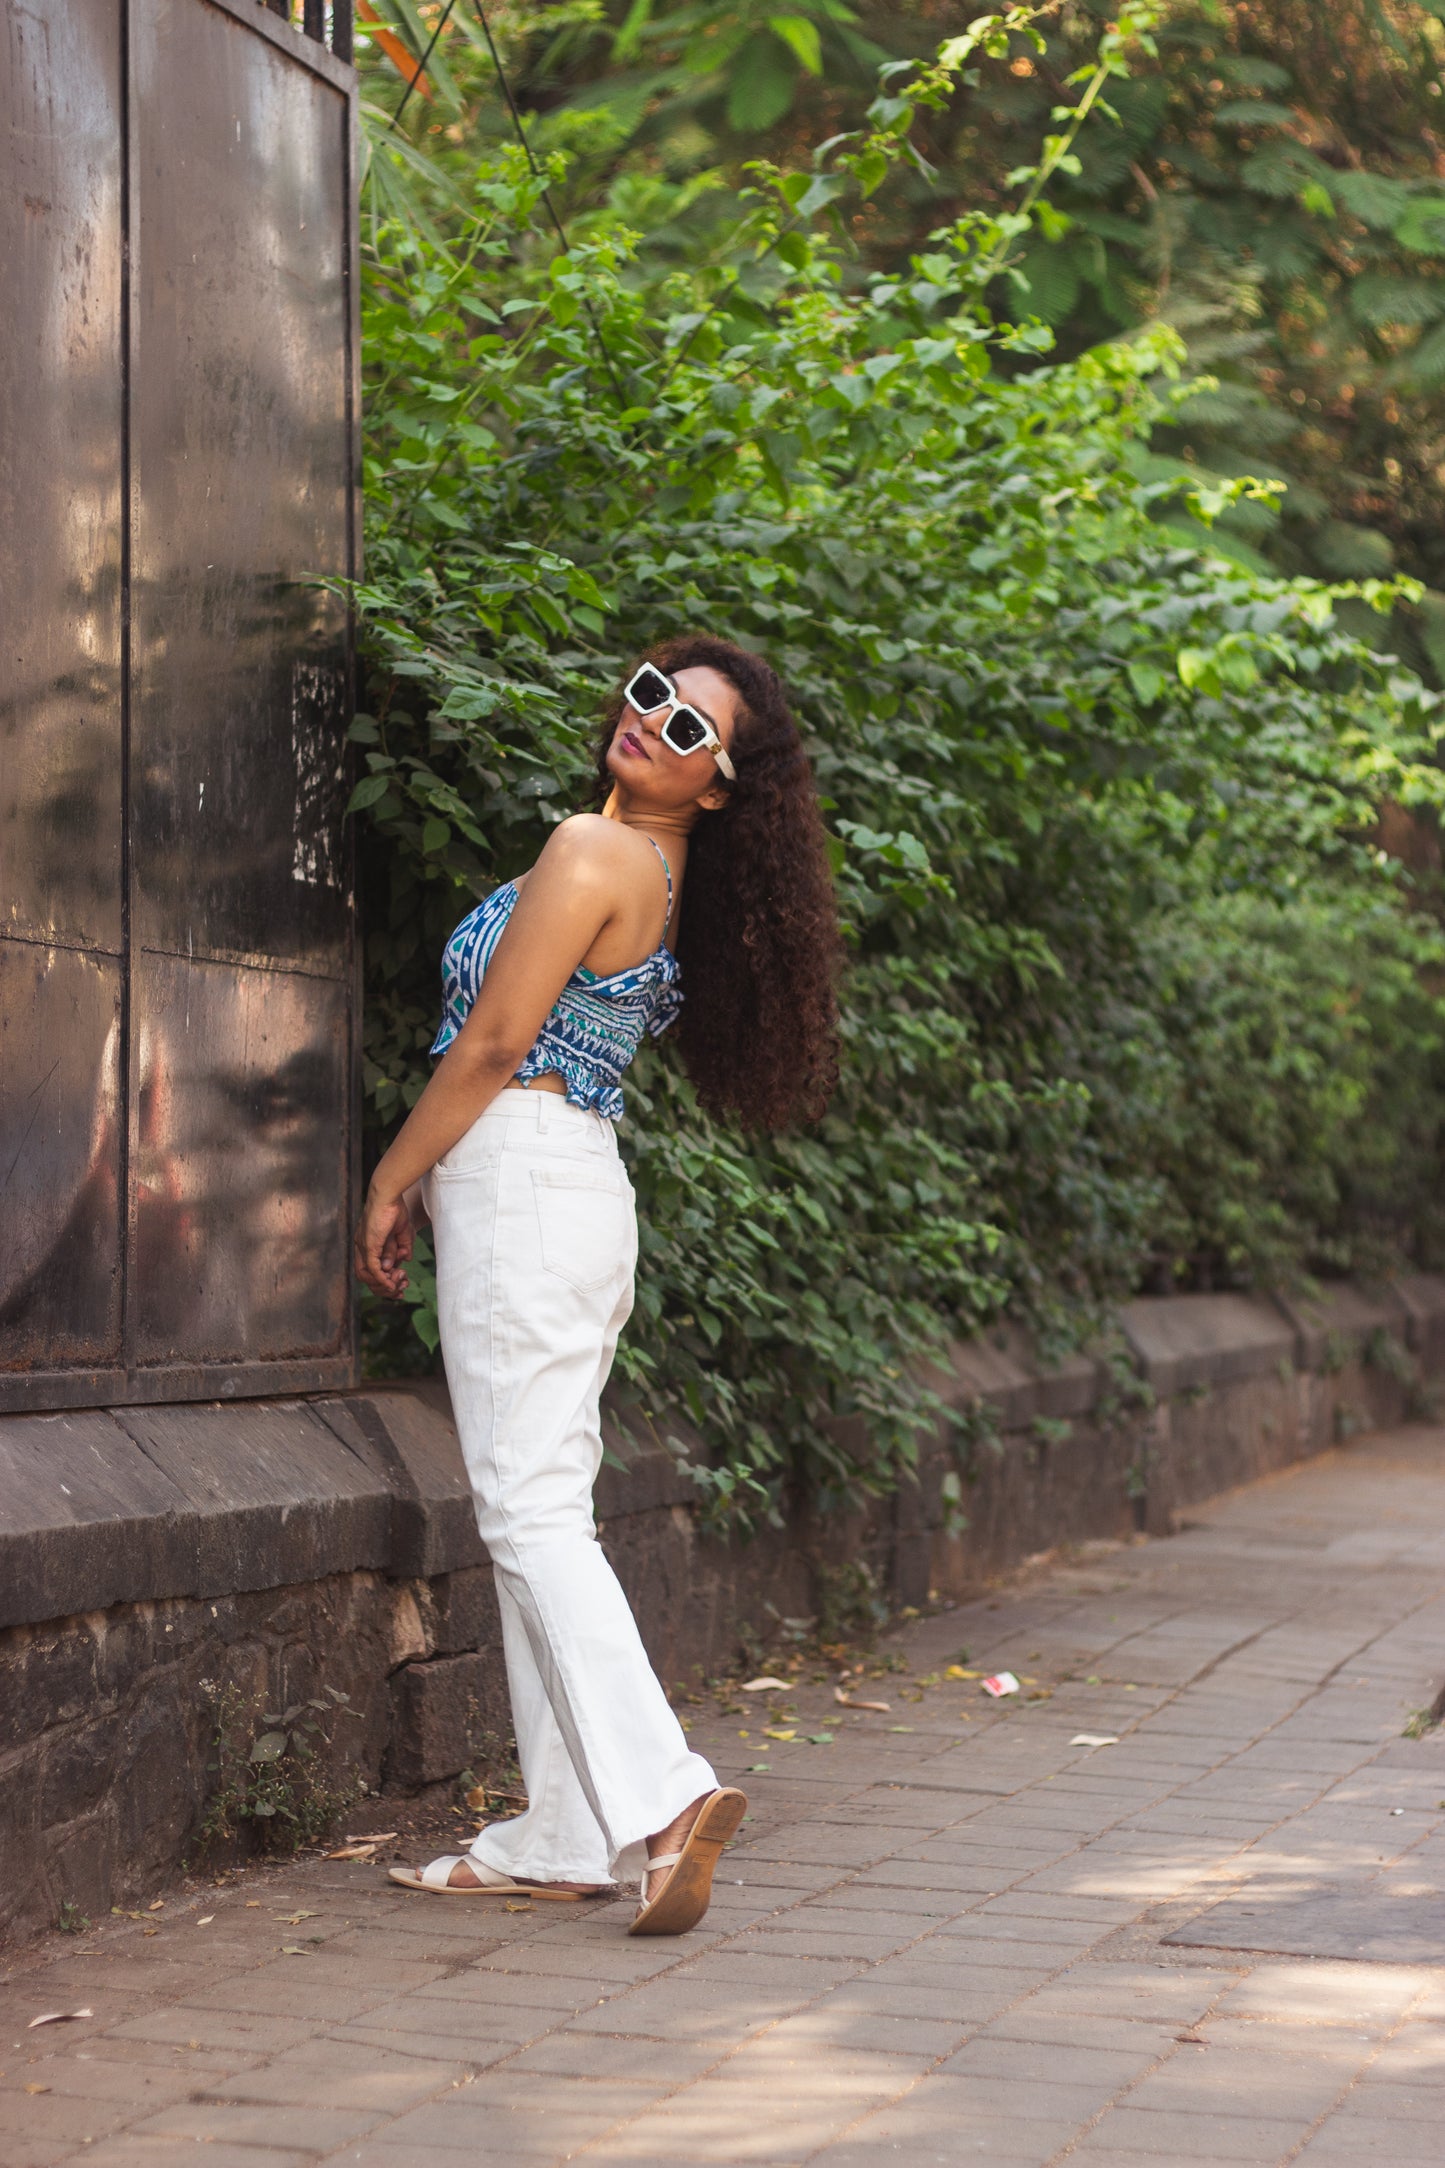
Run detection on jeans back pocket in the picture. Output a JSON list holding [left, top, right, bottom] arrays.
[[531, 1164, 629, 1292]]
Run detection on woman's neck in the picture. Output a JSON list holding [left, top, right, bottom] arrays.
[[601, 787, 698, 845]]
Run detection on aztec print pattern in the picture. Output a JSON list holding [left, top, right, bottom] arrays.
[[430, 852, 682, 1122]]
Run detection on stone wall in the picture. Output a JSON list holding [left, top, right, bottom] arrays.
[[3, 1277, 1443, 1943]]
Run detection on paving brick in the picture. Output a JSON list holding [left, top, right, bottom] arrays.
[[1297, 2111, 1445, 2159], [190, 2035, 466, 2112], [765, 2005, 966, 2058], [938, 2033, 1164, 2087], [1078, 2105, 1312, 2158], [1017, 1962, 1235, 2023], [1120, 2055, 1348, 2121], [372, 2089, 664, 2154], [98, 2007, 321, 2055], [319, 2150, 500, 2168], [0, 2053, 200, 2109], [0, 2082, 135, 2148], [1210, 1961, 1428, 2025], [129, 2099, 387, 2147], [335, 1992, 544, 2045], [1346, 2079, 1445, 2121], [673, 1951, 862, 1992], [829, 2074, 1087, 2159], [77, 2144, 315, 2168], [177, 1961, 433, 2024], [563, 1979, 808, 2041], [729, 1924, 916, 1961], [575, 2081, 905, 2163], [808, 1979, 983, 2026], [328, 2019, 517, 2070], [505, 2029, 723, 2082]]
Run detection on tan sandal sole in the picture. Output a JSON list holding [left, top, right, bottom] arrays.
[[628, 1788, 748, 1937], [387, 1867, 609, 1900]]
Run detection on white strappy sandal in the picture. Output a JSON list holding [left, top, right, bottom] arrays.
[[387, 1855, 609, 1899], [629, 1787, 748, 1937]]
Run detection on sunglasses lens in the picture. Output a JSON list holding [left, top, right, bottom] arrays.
[[629, 667, 672, 712], [665, 709, 708, 753]]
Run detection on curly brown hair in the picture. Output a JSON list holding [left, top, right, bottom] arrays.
[[593, 633, 842, 1131]]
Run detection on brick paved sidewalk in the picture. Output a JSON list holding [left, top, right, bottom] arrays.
[[5, 1427, 1445, 2168]]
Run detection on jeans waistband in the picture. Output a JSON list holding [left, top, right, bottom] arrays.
[[479, 1088, 617, 1146]]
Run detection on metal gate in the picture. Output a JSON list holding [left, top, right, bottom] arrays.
[[1, 0, 359, 1411]]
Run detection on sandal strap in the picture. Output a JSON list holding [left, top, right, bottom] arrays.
[[461, 1857, 518, 1889], [640, 1850, 682, 1896], [420, 1853, 521, 1892], [419, 1855, 466, 1890]]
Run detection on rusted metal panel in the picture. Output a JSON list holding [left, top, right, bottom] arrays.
[[0, 0, 359, 1411], [0, 943, 124, 1369], [128, 955, 350, 1366], [131, 0, 352, 975], [1, 0, 123, 952]]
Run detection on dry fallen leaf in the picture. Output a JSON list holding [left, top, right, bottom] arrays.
[[325, 1843, 378, 1861], [762, 1727, 796, 1741], [280, 1945, 308, 1956], [503, 1900, 531, 1913], [945, 1666, 981, 1680], [195, 1916, 214, 1928], [739, 1677, 790, 1693], [834, 1688, 891, 1712], [147, 1898, 165, 1911], [274, 1911, 319, 1926], [345, 1831, 399, 1845], [27, 2010, 92, 2029], [245, 1901, 261, 1909], [24, 2083, 50, 2095], [142, 1928, 159, 1939]]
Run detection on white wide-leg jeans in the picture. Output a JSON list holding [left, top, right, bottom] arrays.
[[424, 1089, 717, 1886]]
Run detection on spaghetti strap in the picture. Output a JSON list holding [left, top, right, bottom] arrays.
[[644, 834, 674, 944]]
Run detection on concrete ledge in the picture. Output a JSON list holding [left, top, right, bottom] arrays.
[[0, 1401, 391, 1634], [940, 1328, 1101, 1430], [1395, 1274, 1445, 1366], [1120, 1292, 1298, 1396], [1270, 1283, 1410, 1373]]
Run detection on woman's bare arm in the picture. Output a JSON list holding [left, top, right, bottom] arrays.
[[354, 818, 629, 1296]]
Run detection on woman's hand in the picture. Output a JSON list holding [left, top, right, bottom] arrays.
[[355, 1184, 414, 1299]]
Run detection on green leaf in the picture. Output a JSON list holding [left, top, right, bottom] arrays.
[[1395, 197, 1445, 256], [769, 15, 822, 75], [854, 146, 889, 198], [727, 33, 797, 132], [347, 774, 391, 814]]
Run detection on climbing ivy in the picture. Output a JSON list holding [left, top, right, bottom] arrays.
[[351, 12, 1445, 1523]]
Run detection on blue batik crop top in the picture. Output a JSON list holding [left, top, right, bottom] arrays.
[[430, 835, 683, 1121]]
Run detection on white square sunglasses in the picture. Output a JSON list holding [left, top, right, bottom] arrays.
[[623, 664, 736, 783]]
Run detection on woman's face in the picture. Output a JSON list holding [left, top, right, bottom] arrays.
[[605, 664, 741, 813]]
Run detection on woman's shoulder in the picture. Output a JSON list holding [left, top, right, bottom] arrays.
[[537, 814, 657, 885]]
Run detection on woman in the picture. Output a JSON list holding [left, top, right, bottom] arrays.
[[355, 633, 840, 1934]]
